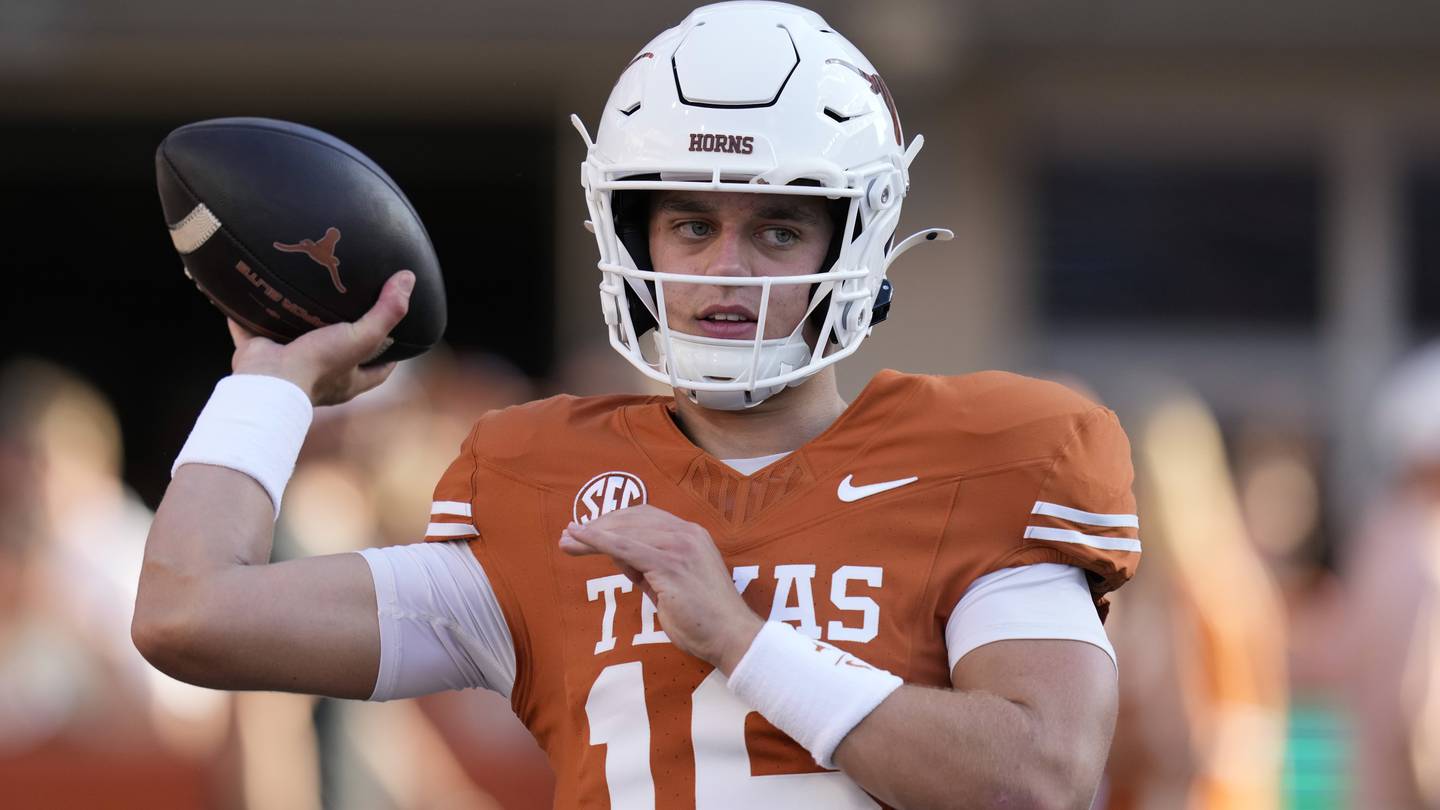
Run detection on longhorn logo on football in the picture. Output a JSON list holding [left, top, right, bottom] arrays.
[[274, 227, 348, 294], [573, 471, 648, 525]]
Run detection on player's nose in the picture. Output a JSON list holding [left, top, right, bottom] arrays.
[[699, 226, 752, 279]]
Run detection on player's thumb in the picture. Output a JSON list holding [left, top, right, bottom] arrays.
[[350, 271, 414, 354]]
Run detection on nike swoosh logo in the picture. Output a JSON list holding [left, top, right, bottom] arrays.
[[837, 474, 919, 503]]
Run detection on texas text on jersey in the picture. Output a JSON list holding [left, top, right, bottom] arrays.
[[421, 369, 1139, 807]]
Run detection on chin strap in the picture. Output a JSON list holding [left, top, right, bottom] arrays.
[[662, 331, 810, 411], [684, 387, 765, 411], [683, 368, 805, 411]]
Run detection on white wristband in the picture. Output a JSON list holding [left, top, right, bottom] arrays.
[[725, 621, 903, 769], [171, 374, 314, 520]]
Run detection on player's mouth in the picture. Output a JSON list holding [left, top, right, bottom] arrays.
[[694, 304, 759, 339]]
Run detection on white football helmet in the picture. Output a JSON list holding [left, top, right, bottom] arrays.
[[573, 1, 951, 409]]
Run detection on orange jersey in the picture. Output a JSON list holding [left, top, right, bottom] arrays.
[[423, 369, 1140, 809]]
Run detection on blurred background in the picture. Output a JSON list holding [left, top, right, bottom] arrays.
[[4, 0, 1440, 807]]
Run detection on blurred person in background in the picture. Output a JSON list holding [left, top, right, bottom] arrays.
[[1344, 341, 1440, 809], [0, 357, 236, 807], [0, 350, 525, 810], [1102, 386, 1288, 810], [1232, 426, 1349, 809]]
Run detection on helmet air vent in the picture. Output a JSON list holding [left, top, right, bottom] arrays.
[[672, 19, 798, 108]]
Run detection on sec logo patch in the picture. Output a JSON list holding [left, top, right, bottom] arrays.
[[573, 471, 648, 525]]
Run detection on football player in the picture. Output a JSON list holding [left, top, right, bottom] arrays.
[[135, 3, 1140, 808]]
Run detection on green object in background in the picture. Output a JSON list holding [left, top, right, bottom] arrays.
[[1283, 699, 1350, 810]]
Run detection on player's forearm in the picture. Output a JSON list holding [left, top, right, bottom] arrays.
[[832, 685, 1102, 810], [149, 463, 279, 567], [136, 371, 313, 643], [134, 463, 382, 696], [133, 464, 278, 662]]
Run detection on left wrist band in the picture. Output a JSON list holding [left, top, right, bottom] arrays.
[[172, 374, 314, 520], [726, 621, 903, 768]]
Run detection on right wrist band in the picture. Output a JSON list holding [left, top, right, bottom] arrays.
[[171, 374, 314, 520]]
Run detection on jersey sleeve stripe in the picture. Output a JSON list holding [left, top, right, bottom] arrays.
[[1031, 501, 1139, 528], [425, 521, 480, 538], [431, 500, 473, 517], [1023, 525, 1142, 553]]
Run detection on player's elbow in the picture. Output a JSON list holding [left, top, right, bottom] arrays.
[[896, 709, 1109, 810], [1012, 769, 1104, 810], [132, 565, 213, 683], [935, 763, 1097, 810], [974, 751, 1102, 810], [1010, 713, 1114, 810], [132, 601, 197, 680]]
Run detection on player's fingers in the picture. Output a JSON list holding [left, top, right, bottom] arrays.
[[580, 504, 672, 536], [349, 361, 398, 397], [560, 536, 653, 598], [227, 318, 255, 348], [566, 520, 616, 550], [618, 563, 655, 601], [351, 271, 414, 350], [559, 532, 598, 556], [565, 522, 645, 566]]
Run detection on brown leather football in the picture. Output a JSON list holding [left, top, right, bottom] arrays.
[[156, 117, 446, 363]]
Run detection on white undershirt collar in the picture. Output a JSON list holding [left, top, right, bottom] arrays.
[[720, 451, 792, 476]]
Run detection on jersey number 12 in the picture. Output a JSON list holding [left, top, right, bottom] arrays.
[[585, 662, 879, 808]]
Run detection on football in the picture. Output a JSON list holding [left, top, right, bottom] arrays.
[[155, 117, 446, 363]]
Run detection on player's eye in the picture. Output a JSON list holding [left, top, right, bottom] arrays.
[[677, 221, 713, 238], [760, 227, 799, 247]]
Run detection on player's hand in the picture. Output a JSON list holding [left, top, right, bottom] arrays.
[[560, 505, 764, 674], [227, 270, 413, 406]]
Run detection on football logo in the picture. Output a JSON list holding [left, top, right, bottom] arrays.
[[836, 474, 918, 503], [274, 227, 348, 294], [573, 471, 648, 525]]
